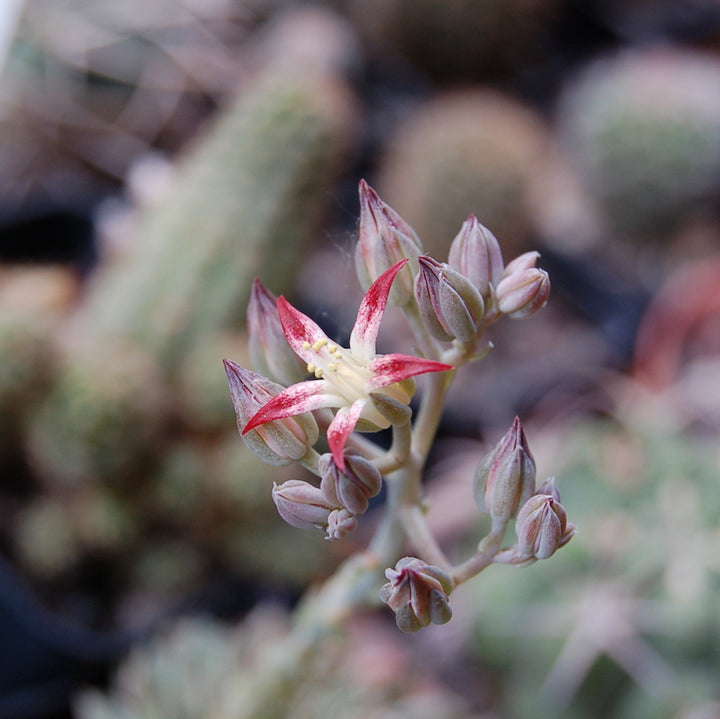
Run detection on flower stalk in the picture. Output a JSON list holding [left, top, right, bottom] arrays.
[[223, 179, 573, 647]]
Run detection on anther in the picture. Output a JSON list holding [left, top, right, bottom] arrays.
[[328, 363, 338, 372], [307, 363, 316, 374], [312, 338, 328, 352], [302, 341, 311, 350], [315, 367, 324, 378]]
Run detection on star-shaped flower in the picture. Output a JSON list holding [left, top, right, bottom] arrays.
[[243, 260, 452, 469]]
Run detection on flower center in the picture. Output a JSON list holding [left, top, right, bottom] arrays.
[[302, 339, 372, 403]]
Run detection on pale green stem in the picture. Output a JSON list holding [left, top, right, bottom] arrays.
[[399, 504, 452, 571], [373, 419, 412, 475], [413, 368, 455, 460], [451, 522, 508, 585], [403, 298, 443, 361]]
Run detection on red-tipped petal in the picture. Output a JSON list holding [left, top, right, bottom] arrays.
[[243, 380, 340, 434], [367, 353, 453, 390], [277, 296, 329, 363], [350, 259, 409, 360], [327, 399, 365, 470]]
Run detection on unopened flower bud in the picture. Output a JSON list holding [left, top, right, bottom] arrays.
[[415, 256, 485, 343], [496, 252, 550, 319], [516, 490, 575, 559], [319, 449, 382, 516], [504, 251, 541, 274], [247, 278, 307, 385], [536, 475, 562, 502], [224, 360, 318, 465], [448, 215, 504, 302], [355, 180, 422, 306], [474, 417, 536, 523], [380, 557, 454, 633], [272, 480, 332, 530], [325, 508, 358, 540], [369, 391, 413, 426]]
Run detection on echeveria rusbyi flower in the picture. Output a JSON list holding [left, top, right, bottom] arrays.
[[243, 260, 452, 470]]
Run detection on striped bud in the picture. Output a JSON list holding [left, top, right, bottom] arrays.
[[415, 256, 485, 343], [271, 480, 333, 530], [448, 215, 504, 303], [516, 485, 575, 559], [496, 251, 550, 319], [247, 279, 307, 385], [224, 360, 318, 466], [380, 557, 454, 633], [355, 180, 422, 306], [474, 417, 536, 523], [319, 449, 382, 516]]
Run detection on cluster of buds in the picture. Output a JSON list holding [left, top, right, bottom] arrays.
[[270, 448, 383, 540], [474, 416, 537, 526], [357, 184, 550, 356], [380, 557, 454, 633]]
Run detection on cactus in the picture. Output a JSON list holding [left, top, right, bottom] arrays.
[[377, 90, 551, 260], [77, 67, 355, 372], [558, 48, 720, 243], [0, 310, 57, 456], [175, 333, 250, 437], [26, 341, 169, 489], [14, 485, 137, 578], [25, 44, 356, 489], [75, 610, 476, 719]]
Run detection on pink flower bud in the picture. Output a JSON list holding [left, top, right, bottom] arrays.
[[325, 508, 358, 540], [247, 279, 307, 385], [504, 250, 541, 274], [369, 391, 413, 426], [380, 557, 454, 633], [516, 490, 575, 559], [536, 475, 562, 502], [495, 252, 550, 319], [415, 256, 485, 343], [355, 180, 422, 306], [319, 449, 382, 516], [224, 360, 318, 465], [271, 479, 332, 530], [474, 417, 536, 523], [448, 215, 504, 301]]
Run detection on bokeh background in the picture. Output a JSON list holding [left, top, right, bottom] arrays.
[[1, 1, 720, 718]]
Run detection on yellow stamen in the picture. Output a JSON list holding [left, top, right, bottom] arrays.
[[328, 363, 338, 372], [302, 341, 311, 350], [312, 338, 329, 352], [307, 363, 316, 374], [315, 367, 324, 378]]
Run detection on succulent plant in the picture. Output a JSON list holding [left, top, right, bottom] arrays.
[[75, 609, 476, 719], [26, 342, 169, 489], [558, 48, 720, 244], [78, 65, 356, 372], [377, 91, 551, 260], [0, 310, 57, 456]]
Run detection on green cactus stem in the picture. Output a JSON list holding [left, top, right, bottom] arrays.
[[78, 69, 356, 372]]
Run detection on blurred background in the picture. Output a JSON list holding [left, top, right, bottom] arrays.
[[1, 0, 720, 717]]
